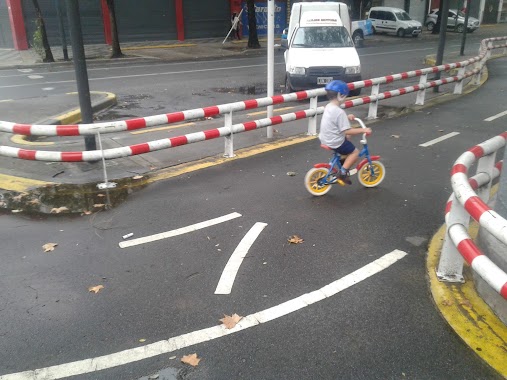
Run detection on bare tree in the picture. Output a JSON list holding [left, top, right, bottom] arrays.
[[106, 0, 124, 58], [31, 0, 54, 62], [247, 0, 261, 48]]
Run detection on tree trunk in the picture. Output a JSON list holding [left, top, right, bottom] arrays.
[[32, 0, 54, 62], [106, 0, 124, 58], [247, 0, 261, 48]]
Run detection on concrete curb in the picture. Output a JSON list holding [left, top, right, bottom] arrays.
[[427, 222, 507, 377], [9, 91, 117, 146]]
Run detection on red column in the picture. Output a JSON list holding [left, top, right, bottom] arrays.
[[101, 0, 112, 45], [6, 0, 28, 50], [175, 0, 184, 41]]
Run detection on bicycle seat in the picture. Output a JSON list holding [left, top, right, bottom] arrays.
[[320, 144, 333, 151]]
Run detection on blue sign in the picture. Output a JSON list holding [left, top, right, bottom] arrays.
[[241, 2, 287, 37]]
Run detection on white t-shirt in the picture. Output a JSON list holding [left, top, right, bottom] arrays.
[[318, 103, 350, 149]]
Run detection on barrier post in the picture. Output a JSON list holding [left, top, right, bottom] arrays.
[[224, 111, 235, 158], [367, 84, 379, 119], [416, 73, 427, 105], [486, 41, 493, 59], [436, 196, 470, 283], [96, 131, 116, 191], [475, 153, 496, 203], [453, 68, 466, 94], [307, 96, 318, 135]]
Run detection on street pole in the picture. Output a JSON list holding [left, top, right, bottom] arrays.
[[496, 149, 507, 219], [460, 0, 470, 56], [55, 0, 68, 60], [434, 0, 450, 92], [66, 0, 96, 151], [267, 0, 274, 138]]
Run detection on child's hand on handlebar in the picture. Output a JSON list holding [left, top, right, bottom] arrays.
[[347, 114, 355, 121], [364, 127, 372, 136]]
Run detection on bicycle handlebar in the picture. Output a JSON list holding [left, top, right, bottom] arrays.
[[354, 118, 369, 145]]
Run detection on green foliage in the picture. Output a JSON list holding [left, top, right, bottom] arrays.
[[31, 22, 45, 60]]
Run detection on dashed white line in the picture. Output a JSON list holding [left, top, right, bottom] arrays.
[[27, 75, 44, 79], [484, 110, 507, 122], [0, 250, 407, 380], [419, 132, 460, 147], [215, 222, 268, 295], [119, 212, 242, 248]]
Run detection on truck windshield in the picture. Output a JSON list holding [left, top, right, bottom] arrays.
[[291, 26, 354, 48], [395, 11, 412, 21]]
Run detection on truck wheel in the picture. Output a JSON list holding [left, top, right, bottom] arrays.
[[372, 26, 377, 35], [397, 28, 405, 37], [352, 31, 364, 48], [426, 22, 435, 31], [456, 24, 464, 33], [285, 74, 293, 93]]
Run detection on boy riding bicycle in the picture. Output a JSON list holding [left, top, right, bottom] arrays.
[[318, 80, 372, 185]]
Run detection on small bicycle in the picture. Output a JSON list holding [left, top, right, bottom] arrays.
[[304, 118, 385, 196]]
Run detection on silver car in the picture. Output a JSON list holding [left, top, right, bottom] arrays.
[[425, 9, 480, 33]]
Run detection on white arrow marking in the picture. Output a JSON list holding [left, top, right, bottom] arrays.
[[215, 222, 268, 295], [0, 250, 407, 380], [119, 212, 242, 248]]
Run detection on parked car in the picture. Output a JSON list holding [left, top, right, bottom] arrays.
[[425, 9, 480, 33], [367, 6, 422, 37]]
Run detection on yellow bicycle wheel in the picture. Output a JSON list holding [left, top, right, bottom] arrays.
[[357, 161, 385, 188], [304, 168, 332, 196]]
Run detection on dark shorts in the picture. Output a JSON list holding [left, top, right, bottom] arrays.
[[334, 139, 356, 155]]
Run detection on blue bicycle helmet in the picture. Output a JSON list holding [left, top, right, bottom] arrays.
[[325, 80, 349, 96]]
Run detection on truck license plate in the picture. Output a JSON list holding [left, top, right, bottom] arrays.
[[317, 77, 333, 84]]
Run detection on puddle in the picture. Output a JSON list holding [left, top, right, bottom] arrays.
[[0, 176, 148, 216], [212, 84, 269, 95]]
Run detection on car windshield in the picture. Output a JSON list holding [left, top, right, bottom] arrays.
[[291, 26, 354, 48], [395, 11, 412, 21]]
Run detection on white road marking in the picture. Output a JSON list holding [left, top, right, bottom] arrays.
[[119, 212, 242, 248], [0, 250, 407, 380], [41, 87, 54, 91], [27, 75, 44, 79], [484, 110, 507, 122], [215, 222, 268, 295], [17, 68, 33, 73], [419, 132, 460, 147]]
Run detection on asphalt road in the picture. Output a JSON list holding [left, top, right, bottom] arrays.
[[0, 58, 506, 379]]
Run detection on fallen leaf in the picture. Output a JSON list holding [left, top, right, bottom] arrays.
[[42, 243, 58, 252], [11, 209, 22, 213], [286, 171, 297, 176], [28, 199, 41, 205], [50, 206, 69, 214], [97, 194, 106, 198], [139, 338, 146, 343], [88, 285, 104, 294], [220, 313, 243, 329], [459, 299, 472, 308], [438, 130, 444, 132], [169, 356, 177, 360], [181, 353, 201, 367], [391, 134, 400, 139], [288, 235, 304, 244], [11, 194, 25, 202], [82, 210, 92, 215], [132, 175, 144, 180], [441, 299, 453, 306], [93, 204, 105, 208]]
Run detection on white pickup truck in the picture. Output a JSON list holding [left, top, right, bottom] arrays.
[[281, 2, 371, 95]]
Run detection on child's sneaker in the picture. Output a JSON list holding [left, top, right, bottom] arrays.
[[338, 170, 352, 185]]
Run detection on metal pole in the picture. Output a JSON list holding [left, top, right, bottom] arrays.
[[495, 149, 507, 219], [460, 0, 470, 56], [55, 0, 68, 60], [433, 0, 450, 92], [66, 0, 96, 151], [267, 0, 274, 138]]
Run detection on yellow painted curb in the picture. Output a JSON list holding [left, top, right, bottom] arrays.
[[427, 225, 507, 377], [0, 173, 52, 192], [148, 134, 316, 184], [123, 44, 196, 51], [10, 134, 54, 146]]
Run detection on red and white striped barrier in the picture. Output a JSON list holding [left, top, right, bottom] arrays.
[[0, 107, 324, 162], [438, 133, 507, 300]]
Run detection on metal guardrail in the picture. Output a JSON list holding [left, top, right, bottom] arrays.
[[0, 36, 505, 164], [437, 133, 507, 300]]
